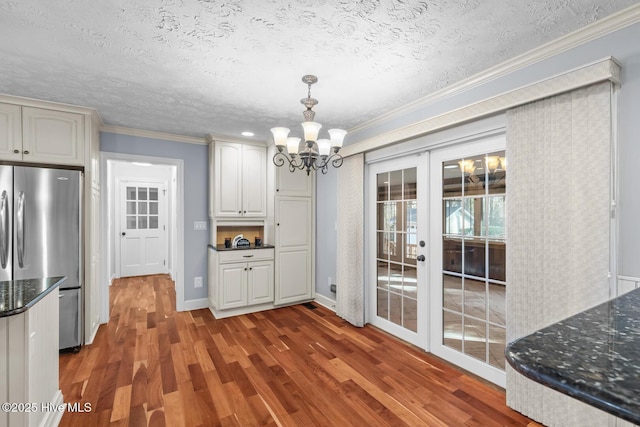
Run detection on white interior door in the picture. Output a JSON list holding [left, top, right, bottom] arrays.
[[119, 181, 167, 277], [367, 155, 428, 348]]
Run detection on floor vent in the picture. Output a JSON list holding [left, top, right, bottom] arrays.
[[302, 302, 317, 310]]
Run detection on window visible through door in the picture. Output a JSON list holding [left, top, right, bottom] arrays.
[[126, 186, 159, 230], [376, 168, 418, 332], [441, 151, 506, 369]]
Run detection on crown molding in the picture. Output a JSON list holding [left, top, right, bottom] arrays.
[[101, 124, 207, 145], [348, 3, 640, 136]]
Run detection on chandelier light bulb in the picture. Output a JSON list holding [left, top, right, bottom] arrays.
[[286, 137, 301, 156], [328, 129, 347, 149], [301, 121, 322, 143], [317, 139, 331, 157], [270, 127, 290, 148]]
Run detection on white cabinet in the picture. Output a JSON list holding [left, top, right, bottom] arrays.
[[0, 103, 85, 166], [4, 289, 62, 427], [219, 260, 274, 309], [275, 197, 314, 304], [209, 247, 275, 315], [276, 164, 313, 197], [0, 103, 21, 161], [212, 141, 266, 218]]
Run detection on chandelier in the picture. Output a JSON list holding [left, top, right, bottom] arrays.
[[271, 75, 347, 175]]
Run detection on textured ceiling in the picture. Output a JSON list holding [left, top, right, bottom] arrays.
[[0, 1, 635, 143]]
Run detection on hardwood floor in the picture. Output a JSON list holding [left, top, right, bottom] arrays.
[[59, 275, 538, 426]]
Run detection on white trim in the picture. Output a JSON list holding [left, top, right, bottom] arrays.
[[343, 57, 620, 158], [101, 124, 206, 145], [348, 3, 640, 135], [0, 92, 102, 120], [182, 298, 209, 311], [84, 321, 100, 346], [42, 390, 64, 427], [314, 293, 336, 312], [100, 152, 185, 320]]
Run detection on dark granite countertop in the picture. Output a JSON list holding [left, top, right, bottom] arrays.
[[0, 277, 66, 318], [505, 288, 640, 424], [208, 243, 275, 251]]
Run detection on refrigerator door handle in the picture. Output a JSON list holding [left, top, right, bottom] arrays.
[[17, 191, 25, 268], [0, 190, 7, 268]]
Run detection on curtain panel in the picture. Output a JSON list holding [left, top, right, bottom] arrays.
[[506, 81, 613, 426], [336, 153, 365, 326]]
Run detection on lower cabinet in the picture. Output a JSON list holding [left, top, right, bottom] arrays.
[[209, 247, 275, 317], [219, 260, 274, 309]]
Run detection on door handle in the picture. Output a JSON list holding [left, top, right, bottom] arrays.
[[0, 190, 8, 269], [417, 255, 425, 262], [17, 191, 25, 268], [121, 232, 126, 236]]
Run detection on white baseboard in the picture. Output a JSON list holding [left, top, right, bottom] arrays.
[[183, 297, 209, 311], [85, 321, 100, 346], [43, 390, 64, 427], [314, 293, 336, 312]]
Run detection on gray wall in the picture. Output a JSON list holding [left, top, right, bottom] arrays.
[[315, 169, 338, 300], [316, 22, 640, 290], [100, 132, 209, 302]]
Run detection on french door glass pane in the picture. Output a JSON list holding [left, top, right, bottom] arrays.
[[376, 167, 418, 332], [442, 151, 506, 370]]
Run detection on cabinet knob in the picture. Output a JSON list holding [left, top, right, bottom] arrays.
[[244, 267, 247, 271], [277, 223, 280, 226], [238, 211, 242, 214], [23, 150, 29, 155], [243, 210, 246, 214], [276, 189, 279, 192], [13, 149, 19, 154], [249, 267, 252, 270]]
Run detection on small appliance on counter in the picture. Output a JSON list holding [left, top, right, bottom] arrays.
[[232, 234, 250, 248]]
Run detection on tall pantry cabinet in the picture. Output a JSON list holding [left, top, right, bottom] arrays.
[[273, 163, 315, 305]]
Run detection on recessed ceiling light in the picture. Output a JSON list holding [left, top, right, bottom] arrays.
[[241, 131, 254, 137]]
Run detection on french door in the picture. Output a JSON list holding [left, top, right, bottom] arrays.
[[367, 133, 506, 386], [367, 156, 428, 348]]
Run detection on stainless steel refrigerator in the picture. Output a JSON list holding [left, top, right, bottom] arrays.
[[0, 165, 82, 350]]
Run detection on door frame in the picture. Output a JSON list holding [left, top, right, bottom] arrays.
[[429, 133, 506, 387], [100, 152, 184, 322], [115, 177, 169, 278], [365, 153, 429, 350]]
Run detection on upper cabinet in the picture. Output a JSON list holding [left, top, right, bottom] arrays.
[[0, 103, 85, 166], [276, 165, 313, 197], [211, 141, 267, 218]]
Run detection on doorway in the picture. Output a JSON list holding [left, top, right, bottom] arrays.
[[366, 133, 506, 386], [101, 152, 184, 323]]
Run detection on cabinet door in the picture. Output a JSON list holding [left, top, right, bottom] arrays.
[[214, 142, 242, 217], [219, 262, 247, 309], [22, 107, 85, 166], [275, 249, 312, 304], [0, 103, 22, 162], [242, 144, 267, 217], [248, 261, 274, 305], [276, 166, 313, 197], [275, 197, 313, 305]]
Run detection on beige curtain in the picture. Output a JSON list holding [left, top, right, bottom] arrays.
[[336, 153, 365, 326], [506, 82, 613, 426]]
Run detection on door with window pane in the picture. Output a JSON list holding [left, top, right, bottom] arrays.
[[120, 181, 167, 277], [430, 140, 507, 386], [369, 157, 427, 346]]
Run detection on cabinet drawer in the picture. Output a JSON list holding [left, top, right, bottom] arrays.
[[219, 248, 274, 263]]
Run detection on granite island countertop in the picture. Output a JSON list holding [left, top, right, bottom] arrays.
[[505, 288, 640, 424], [0, 276, 66, 317]]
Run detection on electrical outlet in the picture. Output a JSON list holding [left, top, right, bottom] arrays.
[[194, 221, 207, 231], [194, 276, 203, 288], [328, 276, 332, 286]]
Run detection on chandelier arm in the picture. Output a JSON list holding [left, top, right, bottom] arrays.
[[273, 152, 288, 167], [330, 153, 344, 169]]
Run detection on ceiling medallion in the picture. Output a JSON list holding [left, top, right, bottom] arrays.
[[270, 75, 346, 175]]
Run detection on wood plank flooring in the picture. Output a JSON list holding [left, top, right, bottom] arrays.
[[59, 275, 539, 426]]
